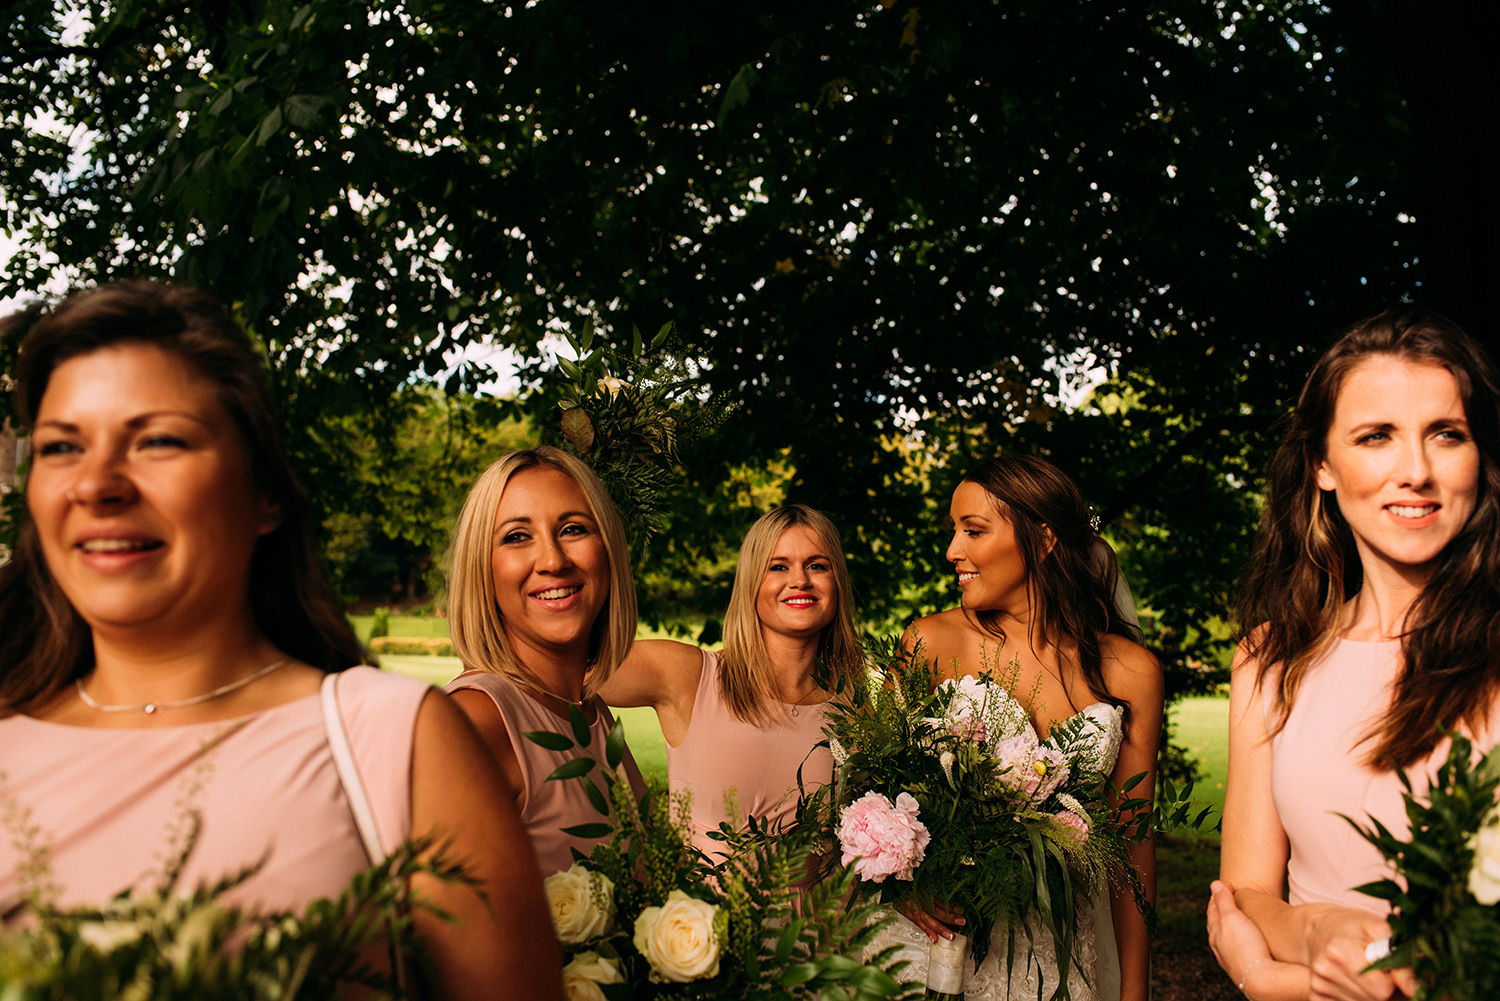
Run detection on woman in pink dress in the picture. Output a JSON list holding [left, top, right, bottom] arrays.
[[1209, 310, 1500, 1000], [0, 281, 562, 1000], [443, 447, 647, 876], [595, 504, 864, 859]]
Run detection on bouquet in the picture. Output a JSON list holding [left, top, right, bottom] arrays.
[[527, 707, 909, 1001], [0, 811, 470, 1001], [824, 644, 1152, 1000], [1352, 732, 1500, 1000]]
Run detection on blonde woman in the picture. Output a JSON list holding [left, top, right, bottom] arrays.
[[597, 504, 863, 858], [444, 447, 645, 875]]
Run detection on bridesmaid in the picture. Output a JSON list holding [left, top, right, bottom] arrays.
[[1207, 309, 1500, 1000], [0, 281, 561, 1000], [596, 504, 864, 859], [443, 446, 646, 875]]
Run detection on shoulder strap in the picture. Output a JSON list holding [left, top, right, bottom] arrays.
[[321, 672, 386, 863]]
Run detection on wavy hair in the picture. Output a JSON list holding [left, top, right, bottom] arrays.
[[1237, 308, 1500, 767], [718, 504, 863, 727], [0, 280, 364, 714], [961, 454, 1137, 718], [446, 446, 636, 698]]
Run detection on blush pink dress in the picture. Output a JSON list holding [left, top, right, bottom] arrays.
[[1270, 637, 1500, 914], [444, 669, 635, 876], [666, 650, 834, 859], [0, 667, 427, 923]]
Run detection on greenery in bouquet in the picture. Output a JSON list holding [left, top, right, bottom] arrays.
[[525, 707, 910, 1001], [0, 804, 472, 1001], [542, 319, 736, 560], [1352, 732, 1500, 1000], [823, 638, 1154, 988]]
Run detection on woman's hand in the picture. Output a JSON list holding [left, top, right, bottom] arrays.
[[1208, 880, 1273, 987], [896, 896, 966, 943], [1303, 906, 1412, 1001]]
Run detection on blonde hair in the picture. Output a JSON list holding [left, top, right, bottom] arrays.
[[447, 446, 636, 697], [718, 504, 863, 726]]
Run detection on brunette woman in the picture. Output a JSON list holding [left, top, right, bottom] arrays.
[[883, 454, 1162, 1001], [0, 281, 562, 1000], [1208, 310, 1500, 1000]]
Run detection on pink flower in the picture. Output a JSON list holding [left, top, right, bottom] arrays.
[[1052, 809, 1090, 846], [838, 791, 931, 882], [949, 712, 989, 743], [993, 735, 1069, 803]]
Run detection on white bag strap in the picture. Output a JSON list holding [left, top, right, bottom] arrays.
[[321, 672, 386, 863]]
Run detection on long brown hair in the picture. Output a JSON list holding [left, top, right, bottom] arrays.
[[718, 504, 863, 726], [0, 281, 364, 714], [961, 454, 1137, 718], [1237, 308, 1500, 767]]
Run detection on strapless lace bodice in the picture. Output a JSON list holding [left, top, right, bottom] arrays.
[[868, 697, 1126, 1001]]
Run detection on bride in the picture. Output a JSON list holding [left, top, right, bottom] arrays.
[[879, 454, 1162, 1001]]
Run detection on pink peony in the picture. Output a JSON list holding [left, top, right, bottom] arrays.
[[1052, 809, 1090, 846], [949, 712, 989, 743], [993, 735, 1069, 803], [838, 791, 931, 882]]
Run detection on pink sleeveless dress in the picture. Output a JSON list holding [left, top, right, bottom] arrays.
[[1270, 637, 1500, 914], [444, 670, 634, 876], [666, 650, 833, 859], [0, 667, 426, 923]]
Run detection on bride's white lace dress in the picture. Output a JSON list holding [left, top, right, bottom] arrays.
[[867, 699, 1126, 1001]]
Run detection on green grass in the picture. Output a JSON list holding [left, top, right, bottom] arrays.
[[376, 657, 672, 783], [1169, 695, 1229, 824], [350, 614, 452, 644]]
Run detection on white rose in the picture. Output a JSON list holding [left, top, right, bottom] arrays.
[[545, 864, 616, 944], [161, 902, 226, 972], [632, 889, 721, 982], [77, 918, 149, 953], [562, 950, 625, 1001], [1469, 816, 1500, 904]]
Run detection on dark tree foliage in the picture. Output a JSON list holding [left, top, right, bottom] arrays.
[[3, 1, 1489, 686]]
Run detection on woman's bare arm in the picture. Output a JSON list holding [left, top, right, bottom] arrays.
[[409, 691, 564, 1001]]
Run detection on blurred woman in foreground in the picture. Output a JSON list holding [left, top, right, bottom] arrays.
[[0, 280, 562, 1000]]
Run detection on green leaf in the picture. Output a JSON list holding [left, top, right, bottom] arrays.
[[545, 758, 596, 782], [254, 106, 283, 146], [605, 717, 626, 770], [583, 777, 609, 815], [569, 703, 591, 747], [523, 730, 575, 752], [779, 962, 821, 987], [560, 822, 613, 839]]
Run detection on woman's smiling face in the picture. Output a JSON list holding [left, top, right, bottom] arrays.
[[755, 524, 838, 642], [26, 343, 277, 637], [489, 465, 611, 663], [946, 479, 1031, 614], [1316, 354, 1480, 582]]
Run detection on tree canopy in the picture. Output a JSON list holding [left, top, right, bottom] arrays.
[[3, 0, 1487, 680]]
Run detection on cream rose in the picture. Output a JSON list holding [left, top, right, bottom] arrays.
[[545, 864, 616, 944], [632, 890, 721, 982], [562, 950, 625, 1001], [1469, 815, 1500, 904]]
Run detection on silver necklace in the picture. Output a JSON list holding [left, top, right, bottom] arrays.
[[76, 658, 292, 715]]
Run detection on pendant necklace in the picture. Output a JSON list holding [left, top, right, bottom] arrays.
[[787, 677, 819, 717], [76, 658, 292, 715]]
